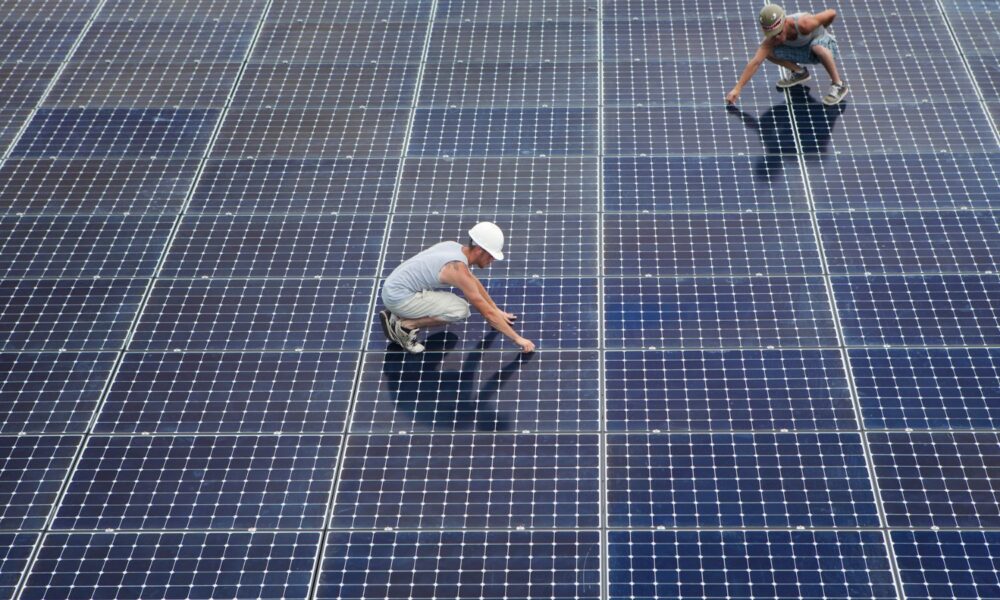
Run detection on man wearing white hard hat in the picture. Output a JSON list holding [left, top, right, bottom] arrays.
[[379, 222, 535, 354], [726, 4, 848, 106]]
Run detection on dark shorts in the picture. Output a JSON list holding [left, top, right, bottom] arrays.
[[773, 34, 838, 65]]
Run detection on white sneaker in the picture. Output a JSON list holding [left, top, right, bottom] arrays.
[[822, 81, 849, 105], [379, 310, 424, 353], [776, 67, 811, 89]]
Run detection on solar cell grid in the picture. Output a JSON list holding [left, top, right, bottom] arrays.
[[250, 22, 429, 64], [331, 433, 600, 529], [892, 530, 1000, 600], [0, 352, 115, 434], [71, 20, 258, 64], [0, 0, 99, 21], [436, 0, 596, 22], [191, 158, 398, 214], [607, 106, 789, 156], [21, 531, 320, 600], [605, 349, 856, 432], [318, 530, 601, 600], [409, 108, 599, 156], [869, 431, 1000, 528], [0, 435, 80, 530], [382, 213, 598, 277], [96, 351, 359, 434], [834, 57, 979, 105], [233, 65, 419, 109], [851, 347, 1000, 430], [608, 530, 897, 600], [0, 22, 84, 63], [0, 278, 146, 351], [428, 22, 596, 63], [607, 432, 880, 528], [0, 533, 37, 600], [131, 278, 374, 352], [45, 62, 241, 109], [605, 213, 823, 276], [0, 215, 173, 278], [419, 63, 599, 107], [604, 60, 780, 108], [53, 434, 341, 530], [94, 0, 269, 21], [603, 20, 762, 63], [396, 157, 599, 213], [211, 108, 409, 159], [0, 64, 59, 111], [267, 0, 432, 23], [160, 214, 386, 278], [0, 109, 32, 156], [965, 56, 1000, 100], [353, 347, 600, 433]]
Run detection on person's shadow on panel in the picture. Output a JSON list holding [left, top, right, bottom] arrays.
[[381, 330, 532, 432], [726, 85, 847, 182]]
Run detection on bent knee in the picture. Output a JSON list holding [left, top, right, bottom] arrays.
[[439, 300, 471, 323]]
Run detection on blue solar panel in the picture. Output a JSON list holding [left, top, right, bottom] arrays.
[[609, 530, 896, 600], [0, 435, 80, 530], [605, 60, 780, 108], [852, 348, 1000, 430], [605, 349, 856, 431], [332, 433, 599, 529], [45, 63, 242, 109], [353, 346, 600, 432], [233, 65, 419, 109], [0, 64, 59, 110], [428, 22, 596, 63], [420, 63, 598, 107], [608, 432, 879, 528], [892, 530, 1000, 600], [54, 434, 341, 530], [0, 22, 84, 63], [319, 530, 600, 600], [0, 532, 38, 600], [603, 20, 760, 63], [95, 0, 268, 20], [608, 107, 786, 156], [410, 108, 599, 156], [870, 431, 1000, 528], [268, 0, 432, 22], [251, 23, 430, 64], [436, 0, 593, 22], [132, 279, 374, 351], [96, 352, 359, 434], [73, 21, 258, 63], [0, 351, 116, 434], [21, 531, 319, 600], [0, 0, 99, 21]]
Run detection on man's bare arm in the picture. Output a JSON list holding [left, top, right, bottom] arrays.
[[440, 262, 533, 351], [798, 9, 837, 34]]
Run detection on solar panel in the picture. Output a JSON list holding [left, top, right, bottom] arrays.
[[409, 108, 598, 156], [250, 23, 429, 64], [0, 435, 80, 530], [0, 64, 59, 110], [892, 530, 1000, 600], [72, 21, 258, 64], [0, 532, 38, 600], [0, 22, 85, 63], [233, 65, 419, 109], [45, 62, 241, 109]]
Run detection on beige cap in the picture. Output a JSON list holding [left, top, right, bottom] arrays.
[[760, 4, 786, 38]]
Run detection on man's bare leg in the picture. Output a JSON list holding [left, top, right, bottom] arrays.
[[398, 316, 450, 329], [810, 45, 842, 84], [766, 54, 804, 72]]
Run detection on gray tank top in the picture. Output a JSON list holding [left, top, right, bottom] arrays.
[[382, 241, 468, 305], [783, 12, 827, 47]]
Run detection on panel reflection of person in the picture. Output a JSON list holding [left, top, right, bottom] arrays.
[[726, 4, 848, 106], [378, 222, 535, 354]]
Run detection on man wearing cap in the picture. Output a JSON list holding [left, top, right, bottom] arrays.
[[378, 222, 536, 354], [726, 4, 848, 106]]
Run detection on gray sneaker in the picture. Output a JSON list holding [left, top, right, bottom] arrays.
[[379, 310, 425, 353], [776, 67, 811, 89], [822, 81, 849, 105]]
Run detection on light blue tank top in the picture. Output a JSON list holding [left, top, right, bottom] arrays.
[[783, 12, 827, 47], [382, 241, 468, 305]]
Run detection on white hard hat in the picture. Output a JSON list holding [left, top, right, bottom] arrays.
[[468, 221, 505, 260]]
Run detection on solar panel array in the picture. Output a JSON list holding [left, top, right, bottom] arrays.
[[1, 0, 999, 598]]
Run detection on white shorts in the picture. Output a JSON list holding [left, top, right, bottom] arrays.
[[384, 290, 471, 323]]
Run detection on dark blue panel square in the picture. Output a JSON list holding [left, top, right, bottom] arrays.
[[807, 152, 1000, 210], [0, 159, 199, 215], [841, 25, 960, 58], [268, 0, 432, 21], [603, 20, 760, 62], [870, 431, 1000, 528], [834, 57, 978, 104], [0, 533, 38, 600], [609, 530, 896, 600], [436, 0, 593, 21], [46, 62, 241, 109], [834, 274, 1000, 346], [852, 348, 1000, 430], [73, 21, 256, 63], [397, 157, 599, 213], [892, 530, 1000, 600], [420, 63, 597, 107], [941, 14, 1000, 56], [161, 215, 387, 277], [250, 23, 429, 63], [319, 531, 600, 600], [0, 22, 84, 62], [0, 109, 31, 152], [370, 278, 599, 351], [607, 106, 792, 156], [0, 64, 59, 110], [0, 216, 172, 277], [382, 214, 598, 278], [132, 279, 374, 352], [428, 22, 595, 62], [54, 435, 341, 530], [332, 433, 600, 529], [607, 433, 879, 527], [0, 435, 80, 530], [22, 532, 319, 600], [212, 108, 409, 159], [819, 210, 1000, 274], [604, 156, 808, 212], [11, 108, 218, 159], [606, 213, 822, 276], [0, 278, 146, 351], [966, 56, 1000, 100], [410, 108, 598, 157], [606, 350, 855, 432], [97, 352, 359, 434], [605, 60, 780, 108], [96, 0, 267, 19], [191, 158, 398, 214], [234, 65, 418, 108], [353, 348, 600, 433], [1, 0, 100, 20], [605, 277, 838, 349], [1, 352, 116, 434]]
